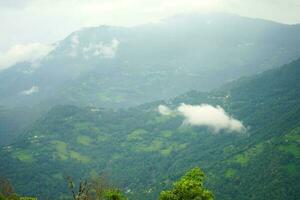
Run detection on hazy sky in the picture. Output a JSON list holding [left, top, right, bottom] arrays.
[[0, 0, 300, 51]]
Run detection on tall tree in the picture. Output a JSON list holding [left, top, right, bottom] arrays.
[[159, 167, 214, 200]]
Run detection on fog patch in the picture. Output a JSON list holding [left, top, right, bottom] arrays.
[[178, 104, 245, 132], [158, 105, 173, 115], [158, 103, 245, 133], [21, 86, 39, 95], [0, 43, 54, 71], [69, 35, 80, 57], [83, 39, 119, 59]]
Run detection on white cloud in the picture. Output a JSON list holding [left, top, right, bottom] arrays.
[[0, 0, 300, 51], [69, 34, 80, 57], [177, 104, 245, 132], [0, 43, 54, 71], [158, 103, 245, 133], [21, 86, 39, 95], [83, 39, 120, 59], [158, 105, 173, 115]]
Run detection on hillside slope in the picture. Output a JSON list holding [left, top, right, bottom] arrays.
[[1, 13, 300, 108], [0, 59, 300, 199]]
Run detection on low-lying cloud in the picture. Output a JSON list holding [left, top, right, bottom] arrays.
[[21, 86, 39, 95], [158, 103, 245, 133], [0, 43, 54, 71], [158, 105, 173, 115], [83, 39, 120, 59], [69, 35, 80, 57], [178, 104, 245, 132]]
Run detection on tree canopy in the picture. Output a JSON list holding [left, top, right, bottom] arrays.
[[159, 167, 214, 200]]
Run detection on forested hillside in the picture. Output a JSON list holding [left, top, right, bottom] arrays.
[[1, 58, 299, 199], [1, 13, 300, 109], [2, 13, 300, 147]]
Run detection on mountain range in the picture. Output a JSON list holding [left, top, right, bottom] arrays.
[[1, 13, 300, 200], [1, 56, 299, 199], [1, 13, 300, 109]]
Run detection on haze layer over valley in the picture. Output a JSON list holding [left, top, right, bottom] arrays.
[[0, 4, 300, 200]]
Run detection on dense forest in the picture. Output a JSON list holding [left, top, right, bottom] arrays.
[[0, 167, 213, 200], [1, 9, 300, 200], [0, 58, 299, 199]]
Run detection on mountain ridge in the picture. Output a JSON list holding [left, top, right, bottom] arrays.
[[0, 57, 299, 199], [1, 13, 300, 109]]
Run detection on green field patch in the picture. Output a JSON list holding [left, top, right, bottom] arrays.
[[114, 95, 125, 103], [285, 134, 300, 142], [287, 126, 300, 135], [136, 140, 162, 152], [223, 145, 235, 154], [20, 197, 37, 200], [283, 163, 298, 175], [234, 154, 249, 165], [232, 143, 264, 166], [74, 122, 94, 132], [161, 130, 173, 138], [97, 93, 110, 102], [51, 140, 68, 160], [161, 146, 173, 156], [89, 169, 98, 178], [279, 144, 300, 158], [160, 142, 187, 156], [127, 129, 147, 141], [70, 151, 91, 163], [177, 126, 196, 136], [77, 135, 92, 146], [97, 134, 110, 142], [13, 151, 35, 163], [154, 115, 172, 124], [52, 172, 64, 180], [225, 168, 237, 178], [285, 127, 300, 142], [112, 153, 122, 160]]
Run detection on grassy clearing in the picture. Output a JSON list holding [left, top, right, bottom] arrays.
[[13, 151, 35, 163], [283, 163, 298, 175], [135, 140, 162, 152], [97, 134, 110, 142], [161, 130, 173, 138], [127, 129, 147, 141], [225, 168, 237, 178], [70, 151, 91, 163], [279, 144, 300, 158], [77, 135, 92, 146], [232, 143, 264, 166], [51, 140, 68, 160], [52, 173, 64, 180]]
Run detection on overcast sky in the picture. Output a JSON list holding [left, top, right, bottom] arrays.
[[0, 0, 300, 51]]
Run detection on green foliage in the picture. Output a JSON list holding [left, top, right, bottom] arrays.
[[77, 135, 92, 146], [103, 189, 127, 200], [12, 151, 35, 163], [159, 168, 214, 200], [1, 58, 300, 200], [224, 169, 237, 178], [232, 143, 264, 166], [0, 178, 20, 200], [278, 144, 300, 158], [69, 151, 91, 163], [0, 195, 19, 200], [127, 129, 147, 141]]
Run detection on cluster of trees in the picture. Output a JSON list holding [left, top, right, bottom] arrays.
[[0, 167, 213, 200], [67, 175, 127, 200], [0, 178, 20, 200], [159, 168, 214, 200]]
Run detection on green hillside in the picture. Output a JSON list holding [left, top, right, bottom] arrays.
[[1, 14, 300, 109], [1, 59, 300, 199]]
